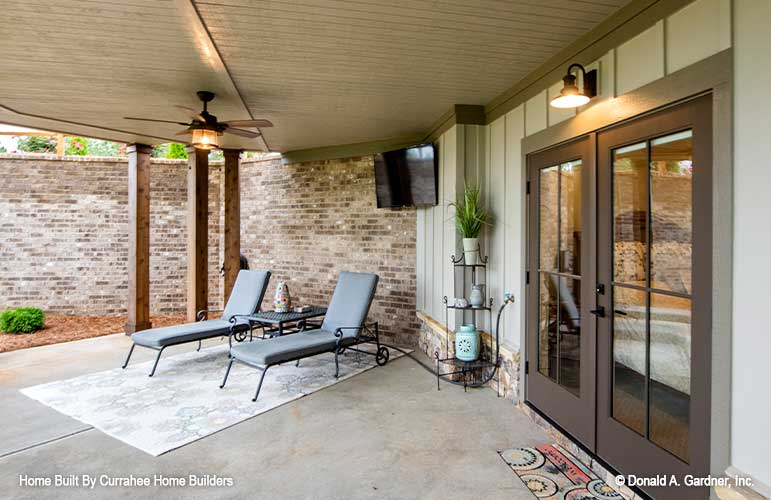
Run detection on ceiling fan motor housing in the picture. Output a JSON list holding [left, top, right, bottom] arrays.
[[196, 91, 216, 103]]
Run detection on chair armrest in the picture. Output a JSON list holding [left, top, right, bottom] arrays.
[[227, 314, 259, 326], [197, 309, 224, 321], [334, 322, 379, 345], [333, 325, 369, 339]]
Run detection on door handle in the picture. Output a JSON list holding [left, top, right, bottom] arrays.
[[590, 306, 606, 318]]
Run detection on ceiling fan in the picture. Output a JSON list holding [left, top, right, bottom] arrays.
[[123, 91, 272, 149]]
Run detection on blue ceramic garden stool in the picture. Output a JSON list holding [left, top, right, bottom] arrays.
[[454, 323, 480, 361]]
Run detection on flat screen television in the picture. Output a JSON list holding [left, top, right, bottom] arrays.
[[374, 143, 438, 208]]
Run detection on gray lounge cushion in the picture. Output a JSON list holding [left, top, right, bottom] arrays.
[[132, 318, 250, 348], [230, 329, 344, 366], [230, 271, 379, 366], [222, 270, 271, 320], [131, 269, 270, 348], [321, 271, 379, 338]]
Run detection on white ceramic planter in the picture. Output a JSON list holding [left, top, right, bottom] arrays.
[[462, 237, 479, 265]]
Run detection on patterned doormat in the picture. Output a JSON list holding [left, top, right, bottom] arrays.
[[499, 444, 624, 500]]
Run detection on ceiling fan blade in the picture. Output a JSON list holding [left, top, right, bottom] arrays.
[[175, 129, 192, 136], [225, 127, 261, 138], [173, 105, 206, 122], [124, 117, 189, 125], [221, 119, 273, 128]]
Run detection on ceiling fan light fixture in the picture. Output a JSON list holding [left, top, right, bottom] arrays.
[[190, 127, 218, 150], [550, 63, 597, 109]]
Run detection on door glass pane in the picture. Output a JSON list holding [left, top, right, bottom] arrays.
[[613, 142, 647, 286], [558, 277, 581, 395], [650, 130, 693, 295], [612, 286, 647, 436], [538, 272, 558, 381], [560, 160, 582, 275], [539, 165, 559, 271], [649, 292, 691, 462]]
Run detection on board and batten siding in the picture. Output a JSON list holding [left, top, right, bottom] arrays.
[[416, 124, 485, 333]]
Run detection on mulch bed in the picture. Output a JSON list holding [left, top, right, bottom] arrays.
[[0, 314, 186, 353]]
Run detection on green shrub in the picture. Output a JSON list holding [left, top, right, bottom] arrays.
[[86, 138, 124, 157], [65, 137, 88, 156], [152, 143, 169, 158], [17, 136, 57, 154], [167, 143, 188, 159], [0, 307, 45, 334]]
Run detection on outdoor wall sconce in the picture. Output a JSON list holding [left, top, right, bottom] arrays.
[[550, 63, 597, 109], [190, 127, 219, 150]]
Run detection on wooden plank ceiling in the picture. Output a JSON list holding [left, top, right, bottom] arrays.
[[0, 0, 631, 152]]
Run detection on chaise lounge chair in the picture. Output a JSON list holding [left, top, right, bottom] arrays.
[[220, 271, 390, 401], [122, 269, 271, 377]]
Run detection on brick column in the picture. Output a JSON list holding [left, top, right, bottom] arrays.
[[125, 144, 152, 334], [186, 146, 209, 322], [222, 149, 241, 304]]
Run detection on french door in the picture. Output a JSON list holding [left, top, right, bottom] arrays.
[[526, 136, 597, 449], [527, 95, 712, 500], [595, 95, 712, 500]]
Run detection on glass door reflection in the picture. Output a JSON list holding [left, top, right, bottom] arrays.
[[611, 130, 693, 462], [538, 160, 582, 396]]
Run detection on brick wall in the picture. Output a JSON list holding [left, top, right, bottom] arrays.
[[0, 153, 420, 345], [240, 156, 419, 345], [0, 154, 222, 315]]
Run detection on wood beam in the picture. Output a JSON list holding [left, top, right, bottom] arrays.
[[125, 144, 152, 334], [186, 146, 209, 322], [222, 149, 241, 304]]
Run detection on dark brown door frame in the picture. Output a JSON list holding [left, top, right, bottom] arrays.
[[526, 135, 597, 450], [594, 94, 712, 500]]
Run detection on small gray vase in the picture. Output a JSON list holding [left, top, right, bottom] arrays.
[[469, 284, 485, 308]]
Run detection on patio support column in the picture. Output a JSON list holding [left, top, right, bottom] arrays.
[[222, 149, 241, 303], [125, 144, 152, 334], [186, 146, 209, 322]]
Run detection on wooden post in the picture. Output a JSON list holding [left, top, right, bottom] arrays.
[[186, 146, 209, 322], [56, 134, 65, 156], [125, 144, 152, 334], [222, 149, 241, 304]]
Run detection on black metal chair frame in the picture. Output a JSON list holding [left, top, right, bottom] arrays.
[[220, 321, 390, 402], [122, 309, 258, 377]]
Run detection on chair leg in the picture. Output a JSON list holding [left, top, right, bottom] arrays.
[[334, 349, 340, 378], [148, 347, 165, 377], [197, 340, 202, 352], [252, 367, 268, 402], [220, 358, 235, 389], [295, 359, 300, 368], [122, 343, 135, 369]]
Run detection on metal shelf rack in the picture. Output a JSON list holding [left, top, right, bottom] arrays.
[[435, 251, 501, 392]]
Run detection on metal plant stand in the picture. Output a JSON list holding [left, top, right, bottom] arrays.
[[435, 251, 502, 392]]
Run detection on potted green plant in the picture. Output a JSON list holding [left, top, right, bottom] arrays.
[[450, 184, 492, 265]]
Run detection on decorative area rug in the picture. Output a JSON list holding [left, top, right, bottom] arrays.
[[499, 444, 624, 500], [21, 343, 403, 456]]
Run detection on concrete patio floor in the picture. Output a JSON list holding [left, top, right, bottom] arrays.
[[0, 333, 549, 500]]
